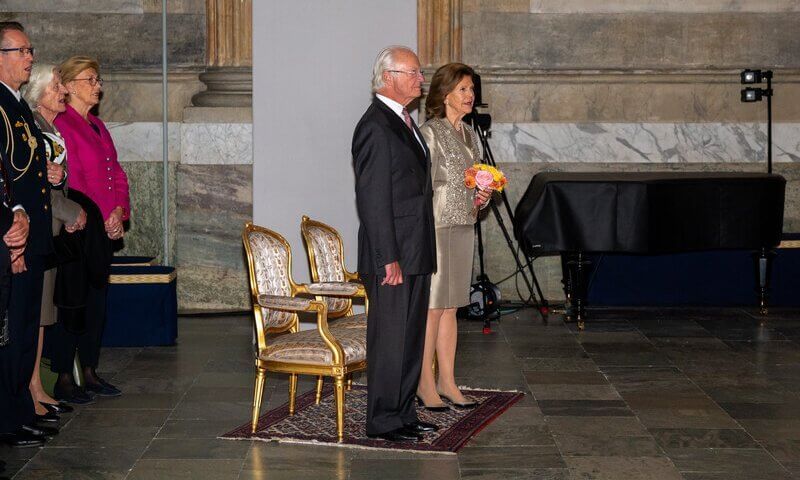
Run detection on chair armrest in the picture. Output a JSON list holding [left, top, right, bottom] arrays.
[[257, 294, 316, 312], [299, 282, 366, 297]]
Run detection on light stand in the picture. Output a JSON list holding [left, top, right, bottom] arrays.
[[740, 69, 773, 173], [740, 69, 776, 314], [461, 74, 548, 329]]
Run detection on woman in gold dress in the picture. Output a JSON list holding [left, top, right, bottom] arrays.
[[417, 63, 491, 410]]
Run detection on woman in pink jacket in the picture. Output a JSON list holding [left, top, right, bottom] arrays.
[[51, 56, 130, 402]]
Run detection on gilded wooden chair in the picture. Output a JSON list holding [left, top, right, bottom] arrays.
[[242, 222, 367, 441], [300, 215, 368, 400]]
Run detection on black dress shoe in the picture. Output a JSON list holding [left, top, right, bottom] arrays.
[[416, 396, 451, 412], [367, 427, 421, 442], [34, 411, 60, 424], [439, 393, 479, 409], [54, 385, 96, 405], [40, 401, 74, 414], [84, 378, 122, 397], [404, 420, 439, 433], [0, 429, 45, 448], [21, 424, 58, 437]]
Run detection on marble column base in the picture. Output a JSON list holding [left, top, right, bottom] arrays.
[[191, 66, 253, 108]]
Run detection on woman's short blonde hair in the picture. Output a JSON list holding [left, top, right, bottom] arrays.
[[21, 63, 57, 108], [59, 55, 100, 84]]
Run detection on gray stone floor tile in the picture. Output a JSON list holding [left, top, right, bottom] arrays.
[[128, 458, 243, 479], [458, 446, 565, 469], [349, 458, 460, 480], [545, 416, 649, 436], [649, 428, 759, 449], [459, 469, 570, 480], [553, 434, 663, 457], [564, 456, 684, 480], [142, 438, 251, 460]]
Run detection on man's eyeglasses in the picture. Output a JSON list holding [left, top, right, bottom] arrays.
[[0, 47, 35, 57], [73, 76, 104, 87], [388, 69, 424, 78]]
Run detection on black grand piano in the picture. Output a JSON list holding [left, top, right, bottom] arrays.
[[514, 172, 786, 328]]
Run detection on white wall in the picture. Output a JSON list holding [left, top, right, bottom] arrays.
[[253, 1, 417, 282]]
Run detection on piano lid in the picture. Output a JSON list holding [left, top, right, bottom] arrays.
[[514, 172, 786, 255]]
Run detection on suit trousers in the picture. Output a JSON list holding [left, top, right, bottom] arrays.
[[46, 282, 108, 373], [0, 254, 45, 433], [363, 272, 430, 436]]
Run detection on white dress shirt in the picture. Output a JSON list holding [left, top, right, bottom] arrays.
[[375, 94, 424, 149]]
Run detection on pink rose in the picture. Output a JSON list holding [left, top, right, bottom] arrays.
[[475, 170, 494, 189]]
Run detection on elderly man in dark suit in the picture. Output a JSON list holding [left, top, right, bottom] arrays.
[[0, 21, 56, 448], [352, 46, 437, 442]]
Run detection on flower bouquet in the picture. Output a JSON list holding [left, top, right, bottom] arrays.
[[464, 164, 507, 206]]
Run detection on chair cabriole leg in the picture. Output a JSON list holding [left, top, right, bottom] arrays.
[[335, 376, 345, 442], [251, 367, 267, 434]]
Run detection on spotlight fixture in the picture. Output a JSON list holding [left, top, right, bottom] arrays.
[[740, 69, 774, 173]]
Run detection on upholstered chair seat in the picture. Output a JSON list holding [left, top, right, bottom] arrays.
[[260, 324, 367, 365]]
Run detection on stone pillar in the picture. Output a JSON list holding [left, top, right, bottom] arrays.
[[191, 0, 253, 107], [418, 0, 462, 68]]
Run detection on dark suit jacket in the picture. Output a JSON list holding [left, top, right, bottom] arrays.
[[353, 98, 436, 276], [0, 85, 53, 257]]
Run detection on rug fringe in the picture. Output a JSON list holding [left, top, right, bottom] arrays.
[[459, 385, 526, 394], [355, 382, 525, 395], [219, 434, 456, 455]]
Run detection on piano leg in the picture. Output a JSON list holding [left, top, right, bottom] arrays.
[[754, 247, 776, 316], [564, 252, 590, 330]]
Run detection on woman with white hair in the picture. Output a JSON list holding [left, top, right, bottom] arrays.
[[21, 64, 87, 418]]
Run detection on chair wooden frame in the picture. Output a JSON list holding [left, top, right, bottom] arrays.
[[242, 222, 367, 441]]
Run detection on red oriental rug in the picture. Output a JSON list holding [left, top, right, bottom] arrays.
[[219, 384, 523, 454]]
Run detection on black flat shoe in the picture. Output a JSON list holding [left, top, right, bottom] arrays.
[[0, 429, 45, 448], [21, 424, 58, 437], [439, 392, 479, 409], [367, 427, 421, 442], [40, 401, 73, 414], [416, 396, 451, 412], [404, 420, 439, 433], [84, 379, 122, 397], [54, 385, 96, 405], [34, 411, 60, 424]]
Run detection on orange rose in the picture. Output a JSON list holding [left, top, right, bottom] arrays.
[[465, 176, 477, 189]]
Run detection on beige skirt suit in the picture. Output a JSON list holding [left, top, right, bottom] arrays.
[[420, 117, 483, 309]]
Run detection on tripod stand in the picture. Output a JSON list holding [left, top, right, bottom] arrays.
[[466, 111, 548, 327]]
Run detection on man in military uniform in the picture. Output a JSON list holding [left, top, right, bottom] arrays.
[[0, 21, 55, 448]]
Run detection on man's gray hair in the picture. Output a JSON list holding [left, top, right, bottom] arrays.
[[21, 63, 57, 108], [371, 45, 414, 93]]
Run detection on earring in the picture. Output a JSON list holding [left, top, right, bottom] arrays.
[[71, 91, 76, 94]]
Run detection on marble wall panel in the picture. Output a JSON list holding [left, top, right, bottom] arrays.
[[100, 71, 204, 123], [530, 0, 800, 13], [479, 75, 800, 123], [480, 161, 800, 302], [181, 123, 253, 165], [463, 0, 530, 13], [176, 164, 252, 310], [143, 0, 205, 14], [0, 1, 143, 13], [488, 122, 800, 164], [107, 121, 181, 163], [462, 12, 800, 69], [0, 12, 204, 68], [114, 161, 177, 266]]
